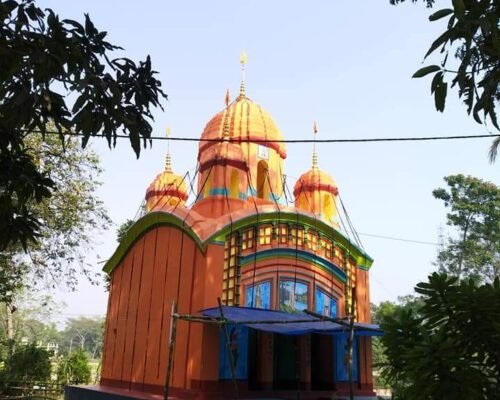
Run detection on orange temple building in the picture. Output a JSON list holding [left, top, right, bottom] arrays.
[[67, 57, 380, 400]]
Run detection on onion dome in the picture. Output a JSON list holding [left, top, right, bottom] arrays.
[[198, 95, 286, 159], [293, 123, 339, 223], [145, 153, 188, 212], [293, 168, 338, 198], [198, 53, 286, 160]]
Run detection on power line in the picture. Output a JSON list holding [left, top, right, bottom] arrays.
[[34, 129, 500, 144], [358, 232, 439, 246]]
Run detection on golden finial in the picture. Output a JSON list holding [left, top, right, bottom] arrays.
[[165, 127, 172, 172], [225, 89, 231, 107], [312, 121, 318, 169], [239, 51, 247, 97]]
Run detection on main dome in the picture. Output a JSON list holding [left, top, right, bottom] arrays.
[[198, 94, 287, 159]]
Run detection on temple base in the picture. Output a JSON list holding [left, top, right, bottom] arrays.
[[65, 385, 378, 400]]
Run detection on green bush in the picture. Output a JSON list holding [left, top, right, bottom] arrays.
[[57, 349, 91, 386], [381, 273, 500, 400], [2, 343, 52, 383]]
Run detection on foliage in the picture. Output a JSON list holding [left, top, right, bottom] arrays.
[[433, 174, 499, 282], [391, 0, 500, 160], [0, 291, 61, 361], [57, 349, 91, 386], [0, 252, 27, 304], [370, 298, 423, 372], [116, 219, 135, 244], [0, 343, 52, 383], [59, 317, 104, 359], [0, 0, 167, 251], [0, 132, 110, 300], [380, 272, 500, 399]]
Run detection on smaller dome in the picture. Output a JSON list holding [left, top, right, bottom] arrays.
[[145, 156, 188, 212], [293, 168, 338, 198]]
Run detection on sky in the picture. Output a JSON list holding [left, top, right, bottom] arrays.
[[37, 0, 499, 321]]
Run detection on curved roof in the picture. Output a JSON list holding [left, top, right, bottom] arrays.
[[198, 94, 287, 159], [293, 167, 338, 197], [103, 205, 373, 274]]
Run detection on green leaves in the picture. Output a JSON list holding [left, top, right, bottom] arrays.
[[412, 64, 441, 78], [433, 174, 500, 283], [0, 0, 167, 251], [431, 71, 447, 112], [428, 8, 453, 21], [412, 67, 448, 112], [393, 0, 500, 160], [381, 273, 500, 399]]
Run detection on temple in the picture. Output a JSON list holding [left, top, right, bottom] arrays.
[[67, 55, 379, 400]]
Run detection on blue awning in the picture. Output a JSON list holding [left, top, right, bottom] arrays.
[[201, 306, 383, 336]]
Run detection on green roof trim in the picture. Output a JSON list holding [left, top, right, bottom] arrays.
[[103, 210, 373, 274], [103, 212, 205, 274]]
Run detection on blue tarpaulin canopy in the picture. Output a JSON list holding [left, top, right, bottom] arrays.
[[201, 306, 383, 336]]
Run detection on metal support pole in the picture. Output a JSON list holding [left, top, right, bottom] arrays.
[[218, 297, 239, 400], [348, 287, 357, 400], [164, 301, 178, 400]]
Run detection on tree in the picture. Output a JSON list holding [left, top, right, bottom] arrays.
[[0, 290, 61, 359], [1, 343, 52, 384], [370, 298, 423, 368], [57, 349, 91, 386], [433, 174, 499, 282], [0, 0, 167, 251], [391, 0, 500, 160], [0, 133, 110, 299], [59, 317, 104, 359], [116, 219, 135, 244], [380, 273, 500, 399]]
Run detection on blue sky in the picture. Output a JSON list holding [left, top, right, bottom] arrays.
[[39, 0, 498, 319]]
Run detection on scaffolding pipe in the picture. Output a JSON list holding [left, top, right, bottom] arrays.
[[164, 301, 178, 400]]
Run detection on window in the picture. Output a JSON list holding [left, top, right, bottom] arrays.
[[222, 233, 240, 306], [306, 230, 318, 251], [315, 288, 337, 317], [241, 228, 255, 250], [279, 280, 308, 312], [345, 259, 357, 320], [335, 247, 345, 266], [278, 224, 288, 244], [259, 225, 272, 245], [245, 281, 271, 309], [320, 238, 333, 259], [290, 227, 304, 246]]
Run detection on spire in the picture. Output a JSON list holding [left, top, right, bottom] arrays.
[[239, 51, 247, 97], [165, 127, 172, 172], [312, 121, 318, 169], [222, 90, 231, 141]]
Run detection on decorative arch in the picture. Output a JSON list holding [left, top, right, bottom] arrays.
[[203, 171, 212, 198], [323, 193, 333, 221], [257, 160, 269, 200], [230, 169, 239, 198]]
